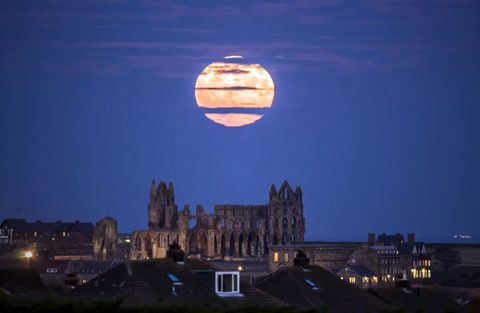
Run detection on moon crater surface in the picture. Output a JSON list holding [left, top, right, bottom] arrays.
[[194, 57, 275, 127]]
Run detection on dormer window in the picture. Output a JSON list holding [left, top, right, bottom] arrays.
[[215, 271, 242, 297]]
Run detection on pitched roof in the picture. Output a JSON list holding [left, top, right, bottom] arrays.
[[0, 268, 51, 299], [397, 243, 415, 255], [31, 259, 71, 274], [396, 242, 427, 255], [66, 260, 123, 274], [255, 266, 391, 313], [370, 287, 464, 313], [1, 218, 26, 227], [69, 222, 95, 234], [348, 265, 376, 277], [14, 222, 71, 233], [11, 221, 94, 234], [377, 233, 405, 246], [74, 259, 282, 308]]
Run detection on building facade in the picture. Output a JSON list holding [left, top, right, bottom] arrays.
[[129, 180, 305, 260], [268, 242, 359, 272], [0, 219, 94, 258]]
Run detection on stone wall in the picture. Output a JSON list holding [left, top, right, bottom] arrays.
[[92, 217, 118, 260], [130, 180, 306, 260]]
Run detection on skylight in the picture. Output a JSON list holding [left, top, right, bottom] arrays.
[[304, 279, 317, 287], [305, 278, 319, 290], [166, 273, 182, 285]]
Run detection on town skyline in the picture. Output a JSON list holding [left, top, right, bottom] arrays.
[[1, 0, 479, 244]]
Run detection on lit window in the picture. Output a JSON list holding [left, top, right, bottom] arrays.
[[63, 232, 66, 237], [421, 268, 426, 278], [283, 252, 289, 263], [362, 277, 369, 283], [46, 268, 58, 273], [372, 276, 378, 283], [349, 277, 356, 284], [273, 252, 279, 263], [215, 272, 241, 297]]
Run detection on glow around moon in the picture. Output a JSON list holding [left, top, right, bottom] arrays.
[[195, 57, 275, 127]]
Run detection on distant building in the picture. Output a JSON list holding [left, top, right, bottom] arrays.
[[376, 233, 407, 246], [93, 180, 306, 261], [351, 233, 432, 283], [0, 218, 94, 258], [268, 242, 358, 272], [335, 264, 378, 288], [65, 259, 123, 285], [397, 242, 431, 280], [0, 219, 26, 244], [350, 245, 402, 283]]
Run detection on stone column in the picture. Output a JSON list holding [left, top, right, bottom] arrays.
[[234, 233, 239, 257], [225, 233, 231, 257], [258, 235, 264, 256], [207, 230, 215, 258], [140, 237, 147, 260], [179, 230, 187, 252], [152, 238, 157, 258]]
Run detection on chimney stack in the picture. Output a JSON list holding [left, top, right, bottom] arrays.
[[293, 250, 310, 267], [407, 233, 415, 244]]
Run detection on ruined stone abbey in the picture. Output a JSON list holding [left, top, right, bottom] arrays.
[[129, 180, 305, 260]]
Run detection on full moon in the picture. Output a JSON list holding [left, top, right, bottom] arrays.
[[195, 56, 275, 127]]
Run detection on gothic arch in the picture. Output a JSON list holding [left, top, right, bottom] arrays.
[[188, 233, 197, 254], [199, 232, 208, 258], [229, 233, 235, 257], [214, 234, 218, 255], [247, 232, 253, 256], [239, 233, 244, 257], [264, 233, 269, 254], [221, 233, 226, 257]]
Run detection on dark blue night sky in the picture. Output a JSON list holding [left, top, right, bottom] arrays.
[[1, 0, 479, 242]]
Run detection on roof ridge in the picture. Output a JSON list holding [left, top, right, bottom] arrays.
[[255, 267, 286, 285]]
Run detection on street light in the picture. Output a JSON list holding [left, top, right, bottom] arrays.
[[24, 251, 33, 258]]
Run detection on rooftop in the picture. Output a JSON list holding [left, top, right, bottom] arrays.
[[255, 265, 390, 313]]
